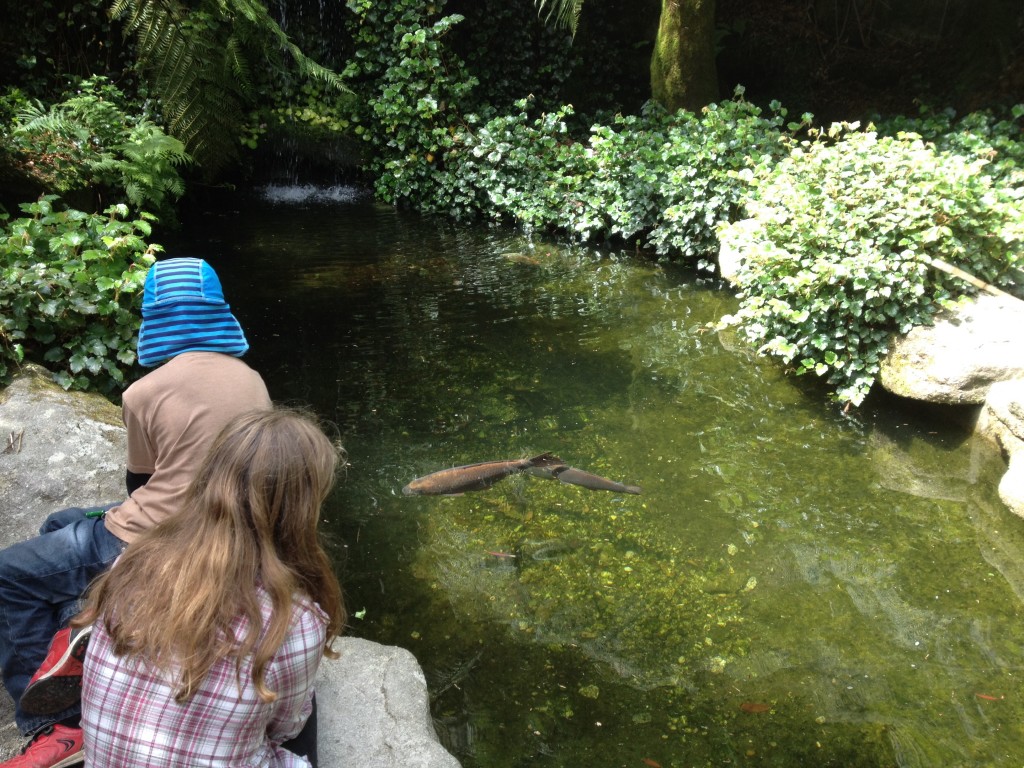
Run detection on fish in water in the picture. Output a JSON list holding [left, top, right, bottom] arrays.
[[402, 453, 564, 496], [516, 538, 581, 562], [503, 252, 541, 266], [528, 464, 642, 495]]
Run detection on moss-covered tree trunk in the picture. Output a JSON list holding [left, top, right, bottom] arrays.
[[650, 0, 718, 112]]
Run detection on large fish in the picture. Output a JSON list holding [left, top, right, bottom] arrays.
[[402, 453, 564, 496], [528, 464, 642, 495]]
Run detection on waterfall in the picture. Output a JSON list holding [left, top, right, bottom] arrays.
[[258, 183, 367, 205]]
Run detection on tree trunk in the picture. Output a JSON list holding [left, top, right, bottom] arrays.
[[650, 0, 719, 112]]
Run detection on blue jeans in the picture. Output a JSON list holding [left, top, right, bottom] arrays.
[[0, 505, 126, 734]]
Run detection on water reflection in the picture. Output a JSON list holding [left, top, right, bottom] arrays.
[[166, 192, 1019, 767]]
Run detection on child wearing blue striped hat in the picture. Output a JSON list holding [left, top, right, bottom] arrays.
[[136, 257, 250, 368], [105, 258, 270, 541], [0, 258, 277, 768]]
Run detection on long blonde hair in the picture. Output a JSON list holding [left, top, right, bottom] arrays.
[[77, 407, 345, 703]]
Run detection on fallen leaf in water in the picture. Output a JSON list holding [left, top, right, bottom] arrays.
[[740, 701, 771, 713]]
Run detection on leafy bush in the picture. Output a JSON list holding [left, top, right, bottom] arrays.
[[591, 97, 790, 265], [444, 100, 589, 225], [340, 3, 788, 262], [444, 91, 790, 263], [877, 105, 1024, 192], [8, 77, 190, 219], [342, 0, 478, 208], [718, 120, 1024, 406], [0, 196, 158, 393]]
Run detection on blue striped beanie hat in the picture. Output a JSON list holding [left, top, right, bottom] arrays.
[[136, 258, 249, 368]]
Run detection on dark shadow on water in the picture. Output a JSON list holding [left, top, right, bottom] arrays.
[[863, 386, 981, 450]]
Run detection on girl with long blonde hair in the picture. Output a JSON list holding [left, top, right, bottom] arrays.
[[76, 408, 345, 767]]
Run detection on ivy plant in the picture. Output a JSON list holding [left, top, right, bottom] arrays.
[[0, 196, 158, 393], [718, 121, 1024, 406], [342, 0, 478, 209], [442, 89, 790, 264]]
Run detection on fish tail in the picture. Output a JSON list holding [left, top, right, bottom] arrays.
[[527, 452, 565, 469], [624, 484, 642, 495]]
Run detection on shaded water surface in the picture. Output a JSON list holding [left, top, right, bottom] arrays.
[[168, 190, 1022, 767]]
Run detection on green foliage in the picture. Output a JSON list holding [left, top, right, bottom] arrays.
[[876, 105, 1024, 186], [243, 79, 356, 150], [596, 98, 789, 264], [337, 2, 784, 257], [112, 0, 347, 173], [0, 196, 158, 393], [0, 89, 32, 126], [447, 0, 577, 116], [0, 0, 127, 99], [439, 91, 789, 264], [443, 100, 588, 225], [8, 77, 189, 219], [342, 0, 478, 207], [718, 119, 1024, 405], [534, 0, 584, 37]]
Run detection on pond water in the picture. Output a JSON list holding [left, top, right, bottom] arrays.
[[166, 187, 1024, 767]]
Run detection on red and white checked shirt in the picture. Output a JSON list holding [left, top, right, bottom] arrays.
[[81, 588, 328, 767]]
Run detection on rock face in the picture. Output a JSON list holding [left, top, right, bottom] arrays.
[[0, 365, 126, 530], [878, 295, 1024, 405], [876, 295, 1024, 519], [321, 637, 459, 768], [0, 365, 460, 767], [977, 379, 1024, 518]]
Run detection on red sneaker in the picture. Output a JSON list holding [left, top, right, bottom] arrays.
[[19, 627, 91, 716], [0, 724, 83, 767]]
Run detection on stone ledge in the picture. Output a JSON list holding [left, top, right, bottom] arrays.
[[977, 378, 1024, 518]]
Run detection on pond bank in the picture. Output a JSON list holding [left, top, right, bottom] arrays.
[[0, 364, 460, 767], [721, 238, 1024, 515]]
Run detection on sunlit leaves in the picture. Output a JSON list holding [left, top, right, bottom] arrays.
[[0, 196, 157, 392], [719, 116, 1024, 405]]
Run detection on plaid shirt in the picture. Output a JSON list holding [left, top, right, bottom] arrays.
[[81, 588, 327, 767]]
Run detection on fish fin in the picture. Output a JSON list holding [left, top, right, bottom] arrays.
[[624, 485, 642, 495], [525, 466, 560, 480], [528, 452, 565, 468]]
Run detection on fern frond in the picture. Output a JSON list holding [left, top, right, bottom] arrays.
[[111, 0, 348, 172], [534, 0, 584, 37], [14, 101, 60, 133], [223, 36, 253, 96], [227, 0, 350, 93]]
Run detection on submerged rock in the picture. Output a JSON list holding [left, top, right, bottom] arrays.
[[874, 294, 1024, 517]]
